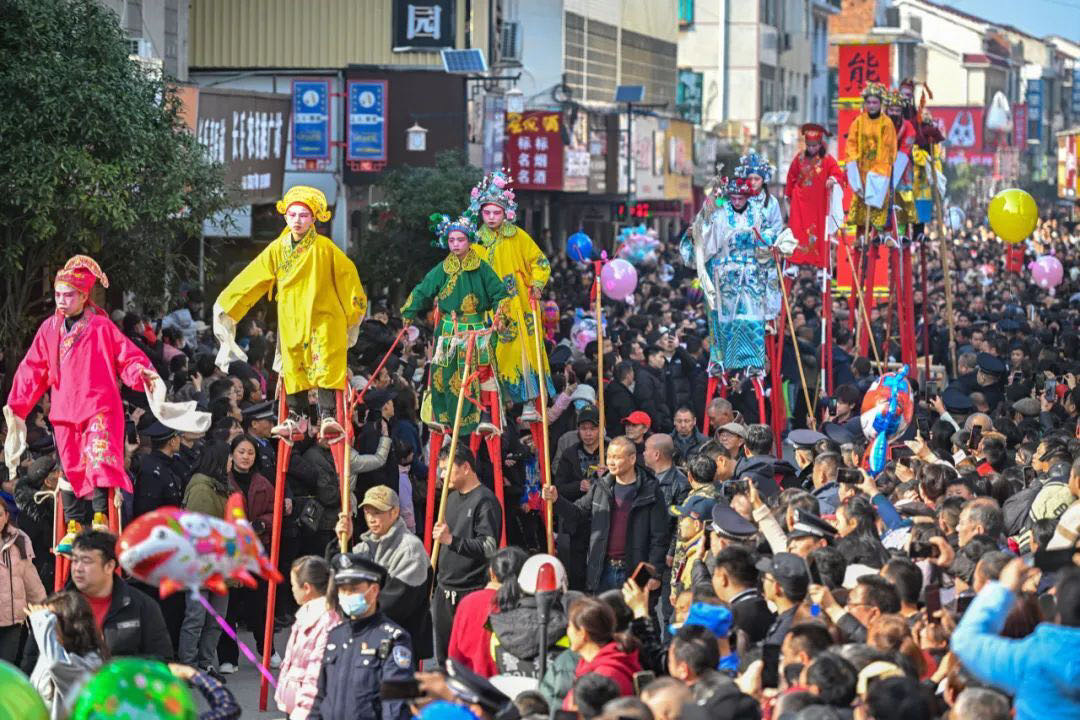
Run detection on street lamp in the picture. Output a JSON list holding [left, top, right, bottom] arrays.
[[505, 87, 525, 114], [406, 122, 428, 152]]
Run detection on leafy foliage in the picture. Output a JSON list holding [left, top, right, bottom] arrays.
[[0, 0, 229, 370], [356, 151, 483, 304]]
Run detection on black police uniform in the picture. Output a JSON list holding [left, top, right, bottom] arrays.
[[133, 423, 185, 517], [309, 612, 414, 720], [309, 554, 414, 720]]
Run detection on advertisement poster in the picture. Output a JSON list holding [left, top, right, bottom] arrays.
[[346, 80, 388, 165], [292, 79, 330, 160], [505, 111, 564, 191]]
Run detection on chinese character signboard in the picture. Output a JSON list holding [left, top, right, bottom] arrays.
[[197, 89, 290, 204], [837, 44, 890, 101], [505, 111, 564, 191], [292, 79, 330, 160], [346, 80, 388, 166], [393, 0, 455, 51], [1026, 79, 1043, 142], [676, 70, 703, 125], [1013, 103, 1027, 148]]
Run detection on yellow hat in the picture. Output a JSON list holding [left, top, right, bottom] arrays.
[[276, 185, 331, 223]]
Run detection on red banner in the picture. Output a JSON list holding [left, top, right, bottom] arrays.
[[1013, 104, 1027, 148], [505, 111, 564, 191], [837, 44, 891, 100], [925, 106, 993, 166]]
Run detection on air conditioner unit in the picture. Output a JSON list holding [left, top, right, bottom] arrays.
[[500, 21, 521, 62]]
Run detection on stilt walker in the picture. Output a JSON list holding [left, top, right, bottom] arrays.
[[4, 256, 208, 562], [783, 123, 844, 400], [885, 88, 917, 370], [845, 82, 897, 359], [405, 212, 511, 551], [468, 171, 553, 487]]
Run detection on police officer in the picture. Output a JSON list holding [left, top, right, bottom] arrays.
[[310, 553, 414, 720], [133, 421, 185, 517], [241, 400, 279, 478]]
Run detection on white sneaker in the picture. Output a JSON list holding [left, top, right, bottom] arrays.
[[269, 652, 282, 669], [219, 663, 238, 674]]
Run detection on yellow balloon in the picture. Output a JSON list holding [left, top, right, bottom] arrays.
[[987, 188, 1037, 244]]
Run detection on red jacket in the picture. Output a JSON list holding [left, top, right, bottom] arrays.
[[447, 588, 497, 678], [571, 642, 641, 699]]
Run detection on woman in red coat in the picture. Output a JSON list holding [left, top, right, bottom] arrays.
[[562, 596, 641, 708], [217, 434, 278, 673]]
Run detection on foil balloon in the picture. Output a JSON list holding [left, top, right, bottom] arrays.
[[987, 188, 1037, 244], [117, 493, 283, 598], [0, 660, 48, 720], [1030, 255, 1064, 289], [570, 313, 599, 353], [615, 225, 661, 267], [567, 231, 593, 262], [70, 659, 197, 720], [600, 258, 638, 301], [860, 365, 914, 474]]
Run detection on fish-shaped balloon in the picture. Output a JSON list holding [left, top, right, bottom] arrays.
[[116, 493, 283, 597]]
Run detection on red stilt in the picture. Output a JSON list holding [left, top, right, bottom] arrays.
[[752, 376, 767, 431], [259, 385, 291, 711], [703, 375, 719, 436], [485, 391, 508, 548], [920, 239, 931, 386], [901, 242, 918, 376], [424, 431, 446, 555], [469, 432, 482, 457], [107, 487, 119, 534], [859, 242, 880, 357], [882, 247, 897, 362], [823, 245, 835, 395]]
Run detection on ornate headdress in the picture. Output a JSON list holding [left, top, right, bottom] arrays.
[[429, 212, 479, 249], [718, 175, 753, 198], [799, 123, 830, 142], [735, 151, 773, 184], [276, 185, 332, 223], [55, 255, 109, 296], [467, 170, 518, 221], [861, 82, 888, 101], [885, 88, 905, 108]]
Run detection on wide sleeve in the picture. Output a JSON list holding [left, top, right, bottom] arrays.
[[480, 262, 512, 317], [520, 229, 552, 291], [331, 244, 367, 331], [949, 582, 1028, 695], [879, 120, 898, 175], [6, 321, 52, 419], [784, 157, 799, 199], [400, 265, 444, 321], [825, 154, 844, 183], [217, 243, 278, 324], [106, 319, 155, 391]]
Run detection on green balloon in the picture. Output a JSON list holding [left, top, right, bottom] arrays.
[[70, 658, 198, 720], [0, 660, 48, 720]]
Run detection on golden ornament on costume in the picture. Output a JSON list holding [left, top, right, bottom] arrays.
[[276, 185, 333, 223]]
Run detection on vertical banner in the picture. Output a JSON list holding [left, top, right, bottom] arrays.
[[1013, 103, 1027, 148], [1072, 69, 1080, 116], [292, 79, 330, 160], [837, 44, 890, 101], [1026, 79, 1043, 142], [346, 80, 388, 166], [505, 111, 565, 191]]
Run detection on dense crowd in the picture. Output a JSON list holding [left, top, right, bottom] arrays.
[[2, 211, 1080, 720]]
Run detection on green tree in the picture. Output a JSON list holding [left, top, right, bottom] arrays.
[[356, 151, 483, 304], [0, 0, 229, 377]]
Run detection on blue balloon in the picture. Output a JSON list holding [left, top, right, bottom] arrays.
[[567, 231, 593, 262]]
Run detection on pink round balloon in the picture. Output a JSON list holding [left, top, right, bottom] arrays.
[[600, 258, 638, 301], [1031, 255, 1063, 289]]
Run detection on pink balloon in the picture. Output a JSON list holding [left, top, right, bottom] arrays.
[[600, 258, 638, 301], [1030, 255, 1063, 289]]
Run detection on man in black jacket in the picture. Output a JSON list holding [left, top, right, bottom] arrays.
[[70, 529, 173, 659], [552, 405, 603, 589], [636, 346, 673, 433], [542, 436, 670, 593], [605, 362, 637, 440]]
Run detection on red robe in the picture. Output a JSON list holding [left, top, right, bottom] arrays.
[[784, 151, 844, 267], [7, 306, 152, 497]]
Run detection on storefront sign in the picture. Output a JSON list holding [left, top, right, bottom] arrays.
[[393, 0, 455, 51], [292, 79, 330, 160], [837, 44, 890, 101], [676, 69, 703, 125], [1026, 79, 1043, 142], [197, 89, 290, 204], [505, 111, 564, 191], [346, 80, 388, 166], [482, 94, 506, 173]]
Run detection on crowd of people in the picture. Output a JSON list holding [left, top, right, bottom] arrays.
[[2, 180, 1080, 720]]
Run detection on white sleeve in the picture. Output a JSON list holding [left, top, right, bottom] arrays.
[[846, 162, 862, 195], [212, 301, 247, 372], [3, 406, 26, 478]]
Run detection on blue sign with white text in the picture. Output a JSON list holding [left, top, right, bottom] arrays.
[[1026, 79, 1042, 142], [292, 80, 330, 159], [1072, 69, 1080, 116], [347, 80, 388, 163]]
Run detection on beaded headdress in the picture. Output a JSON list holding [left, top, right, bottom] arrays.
[[428, 212, 479, 249], [467, 170, 518, 220]]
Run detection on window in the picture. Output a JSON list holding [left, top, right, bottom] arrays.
[[679, 0, 694, 26]]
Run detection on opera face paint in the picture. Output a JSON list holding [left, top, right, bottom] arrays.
[[286, 203, 315, 238], [54, 284, 87, 318], [447, 230, 470, 257], [481, 204, 505, 230]]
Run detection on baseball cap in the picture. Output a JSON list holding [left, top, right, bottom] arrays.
[[754, 552, 810, 595], [622, 410, 652, 428], [577, 404, 600, 427], [360, 485, 400, 512], [670, 494, 717, 520]]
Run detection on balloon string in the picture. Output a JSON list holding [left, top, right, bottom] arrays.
[[194, 590, 278, 689]]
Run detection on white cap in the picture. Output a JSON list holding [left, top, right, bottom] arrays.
[[517, 554, 568, 594]]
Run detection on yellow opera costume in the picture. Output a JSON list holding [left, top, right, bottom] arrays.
[[214, 187, 367, 398], [468, 171, 554, 405], [845, 84, 897, 231]]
